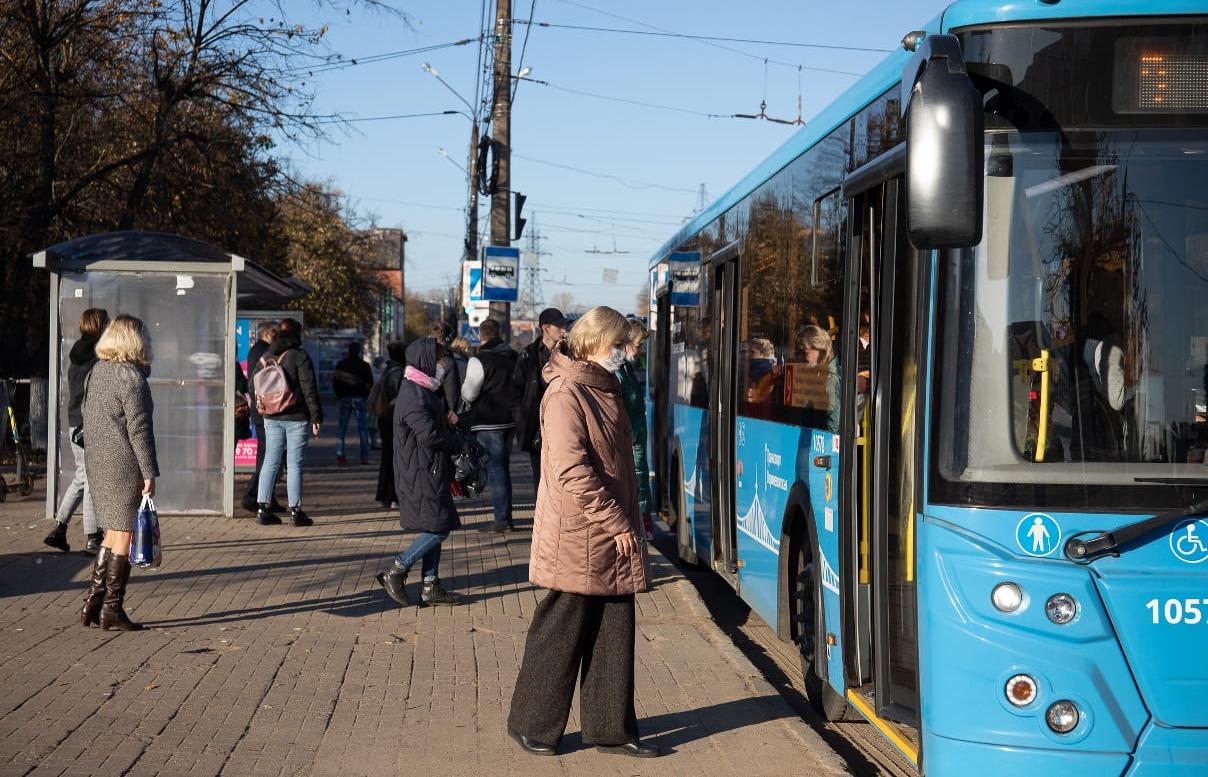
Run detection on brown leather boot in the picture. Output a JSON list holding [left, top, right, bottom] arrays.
[[99, 553, 143, 631], [79, 547, 111, 627]]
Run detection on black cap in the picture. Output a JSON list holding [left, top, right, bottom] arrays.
[[538, 308, 568, 327]]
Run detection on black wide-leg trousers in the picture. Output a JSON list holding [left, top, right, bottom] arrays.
[[508, 589, 639, 747]]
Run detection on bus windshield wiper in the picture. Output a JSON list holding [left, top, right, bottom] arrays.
[[1065, 496, 1208, 563]]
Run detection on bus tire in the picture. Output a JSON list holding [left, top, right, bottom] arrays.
[[671, 456, 700, 568], [792, 525, 850, 721]]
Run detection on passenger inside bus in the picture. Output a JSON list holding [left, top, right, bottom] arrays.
[[744, 338, 780, 420], [790, 324, 839, 433]]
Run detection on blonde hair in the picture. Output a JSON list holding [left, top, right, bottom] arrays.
[[625, 318, 648, 347], [449, 336, 471, 358], [96, 314, 153, 366], [565, 306, 629, 360], [797, 324, 833, 364]]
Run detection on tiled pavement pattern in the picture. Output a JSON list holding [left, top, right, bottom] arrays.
[[0, 434, 848, 777]]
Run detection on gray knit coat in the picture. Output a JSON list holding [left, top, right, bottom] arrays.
[[82, 360, 160, 531]]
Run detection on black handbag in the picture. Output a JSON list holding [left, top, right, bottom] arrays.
[[450, 436, 490, 498]]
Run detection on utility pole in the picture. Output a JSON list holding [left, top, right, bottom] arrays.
[[488, 0, 512, 339], [465, 121, 480, 266]]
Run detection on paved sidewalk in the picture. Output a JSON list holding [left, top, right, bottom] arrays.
[[0, 440, 848, 777]]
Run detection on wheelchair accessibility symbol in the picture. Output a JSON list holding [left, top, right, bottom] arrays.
[[1016, 513, 1061, 557], [1170, 519, 1208, 564]]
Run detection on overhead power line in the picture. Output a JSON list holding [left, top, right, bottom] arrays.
[[516, 76, 727, 118], [550, 0, 866, 75], [313, 110, 463, 125], [290, 38, 478, 77], [515, 20, 891, 55], [513, 152, 698, 194]]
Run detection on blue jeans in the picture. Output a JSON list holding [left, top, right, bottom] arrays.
[[395, 531, 449, 582], [336, 397, 369, 458], [259, 419, 310, 507], [55, 429, 97, 534], [477, 429, 513, 526]]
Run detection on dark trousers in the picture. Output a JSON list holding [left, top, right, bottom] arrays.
[[243, 421, 279, 502], [508, 590, 638, 746], [375, 413, 396, 505]]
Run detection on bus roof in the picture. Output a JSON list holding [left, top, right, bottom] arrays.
[[648, 0, 1208, 268]]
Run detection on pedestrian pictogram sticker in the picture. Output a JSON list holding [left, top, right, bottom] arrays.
[[1170, 519, 1208, 564], [1016, 513, 1061, 557]]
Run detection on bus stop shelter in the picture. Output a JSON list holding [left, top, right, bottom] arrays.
[[33, 231, 309, 518]]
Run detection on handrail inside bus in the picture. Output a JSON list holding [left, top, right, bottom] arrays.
[[1033, 348, 1050, 463]]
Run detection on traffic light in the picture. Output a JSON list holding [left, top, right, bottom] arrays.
[[513, 192, 527, 241]]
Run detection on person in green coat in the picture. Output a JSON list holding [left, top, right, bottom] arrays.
[[615, 319, 655, 540]]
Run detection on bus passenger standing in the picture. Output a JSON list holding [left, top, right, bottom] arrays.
[[506, 306, 659, 759]]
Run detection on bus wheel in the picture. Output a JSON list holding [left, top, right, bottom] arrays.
[[793, 529, 849, 721]]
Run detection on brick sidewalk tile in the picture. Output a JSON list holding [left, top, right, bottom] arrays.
[[0, 428, 849, 777]]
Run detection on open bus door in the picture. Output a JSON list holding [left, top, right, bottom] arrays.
[[708, 241, 741, 581], [839, 160, 922, 760], [651, 286, 672, 516]]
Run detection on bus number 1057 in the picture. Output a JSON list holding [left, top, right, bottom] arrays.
[[1146, 598, 1206, 625]]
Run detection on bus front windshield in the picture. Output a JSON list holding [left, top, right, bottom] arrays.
[[934, 129, 1208, 510]]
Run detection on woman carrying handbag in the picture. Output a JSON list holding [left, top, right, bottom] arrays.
[[79, 315, 159, 632]]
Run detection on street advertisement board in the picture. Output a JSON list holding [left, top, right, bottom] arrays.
[[482, 245, 520, 302], [667, 251, 702, 307]]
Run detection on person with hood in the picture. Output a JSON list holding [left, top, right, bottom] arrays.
[[374, 340, 407, 509], [79, 315, 158, 631], [506, 306, 659, 759], [253, 318, 322, 527], [375, 337, 466, 607], [45, 308, 109, 555], [461, 318, 519, 533]]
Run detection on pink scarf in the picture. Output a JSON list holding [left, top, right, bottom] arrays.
[[405, 365, 439, 392]]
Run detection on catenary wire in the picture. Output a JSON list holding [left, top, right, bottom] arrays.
[[515, 20, 891, 55], [513, 152, 699, 194], [287, 38, 477, 76], [513, 0, 538, 101]]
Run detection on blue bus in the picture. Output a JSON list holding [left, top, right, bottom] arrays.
[[645, 2, 1208, 773]]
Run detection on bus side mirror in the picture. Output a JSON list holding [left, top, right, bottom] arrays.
[[902, 34, 984, 250]]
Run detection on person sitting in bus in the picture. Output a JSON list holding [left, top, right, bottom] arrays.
[[744, 337, 780, 418], [793, 325, 840, 433]]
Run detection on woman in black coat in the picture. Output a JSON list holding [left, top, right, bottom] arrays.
[[375, 337, 465, 607], [374, 340, 407, 509]]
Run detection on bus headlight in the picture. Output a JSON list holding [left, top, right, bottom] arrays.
[[1004, 674, 1037, 707], [1046, 700, 1080, 733], [1045, 593, 1078, 624], [992, 582, 1024, 613]]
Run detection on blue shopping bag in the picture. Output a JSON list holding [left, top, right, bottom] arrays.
[[131, 495, 162, 568]]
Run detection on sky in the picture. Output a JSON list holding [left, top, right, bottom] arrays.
[[277, 0, 944, 315]]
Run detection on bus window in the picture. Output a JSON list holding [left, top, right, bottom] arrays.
[[738, 184, 793, 420]]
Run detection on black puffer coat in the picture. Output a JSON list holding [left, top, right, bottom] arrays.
[[393, 338, 464, 533]]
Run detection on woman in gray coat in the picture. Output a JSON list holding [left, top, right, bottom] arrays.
[[79, 314, 159, 632]]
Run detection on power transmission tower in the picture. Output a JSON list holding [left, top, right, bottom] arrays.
[[693, 183, 711, 215], [488, 0, 513, 338], [520, 214, 548, 321]]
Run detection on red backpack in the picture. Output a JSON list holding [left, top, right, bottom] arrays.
[[254, 355, 298, 415]]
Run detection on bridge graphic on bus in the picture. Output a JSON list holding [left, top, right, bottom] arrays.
[[737, 494, 780, 554]]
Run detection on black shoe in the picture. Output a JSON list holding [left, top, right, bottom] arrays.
[[256, 505, 282, 525], [378, 500, 393, 509], [507, 728, 556, 756], [43, 523, 70, 553], [376, 568, 412, 606], [595, 741, 661, 758], [240, 495, 259, 514], [477, 522, 510, 534], [290, 507, 313, 527], [420, 578, 463, 606], [84, 531, 103, 555]]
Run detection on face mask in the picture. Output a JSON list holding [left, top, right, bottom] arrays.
[[600, 347, 627, 373]]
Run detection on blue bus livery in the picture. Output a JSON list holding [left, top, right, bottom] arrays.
[[645, 2, 1208, 774]]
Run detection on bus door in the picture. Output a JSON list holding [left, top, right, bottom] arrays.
[[708, 241, 741, 580], [651, 286, 672, 515], [841, 155, 921, 743]]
